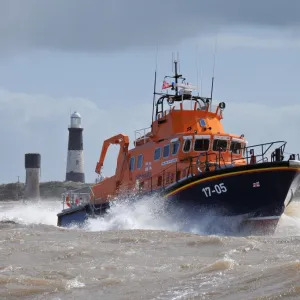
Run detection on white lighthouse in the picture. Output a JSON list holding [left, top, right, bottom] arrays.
[[65, 111, 85, 183]]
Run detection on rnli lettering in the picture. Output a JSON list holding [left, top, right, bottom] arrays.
[[136, 172, 152, 181], [202, 183, 227, 197], [161, 158, 178, 166]]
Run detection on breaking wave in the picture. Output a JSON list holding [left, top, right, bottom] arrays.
[[1, 197, 300, 236], [0, 199, 61, 226]]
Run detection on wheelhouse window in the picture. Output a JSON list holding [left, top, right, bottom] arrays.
[[154, 148, 161, 160], [213, 139, 228, 152], [194, 138, 210, 151], [129, 156, 135, 171], [230, 142, 242, 154], [137, 154, 143, 169], [171, 141, 180, 155], [183, 139, 192, 153], [163, 144, 170, 158]]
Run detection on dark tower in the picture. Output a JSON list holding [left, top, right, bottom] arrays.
[[24, 153, 41, 199], [65, 111, 85, 183]]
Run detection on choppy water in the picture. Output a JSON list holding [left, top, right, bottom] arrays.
[[1, 197, 300, 300]]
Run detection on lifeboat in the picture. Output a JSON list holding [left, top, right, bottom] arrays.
[[57, 59, 300, 234]]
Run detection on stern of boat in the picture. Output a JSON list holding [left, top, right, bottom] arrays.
[[57, 186, 93, 227]]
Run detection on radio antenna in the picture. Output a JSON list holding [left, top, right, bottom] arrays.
[[172, 52, 174, 73], [151, 46, 158, 126], [210, 34, 218, 104], [196, 44, 200, 96]]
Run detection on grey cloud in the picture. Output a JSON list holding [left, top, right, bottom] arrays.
[[0, 0, 300, 53]]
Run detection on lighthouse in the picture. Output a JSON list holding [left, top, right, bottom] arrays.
[[65, 111, 85, 183]]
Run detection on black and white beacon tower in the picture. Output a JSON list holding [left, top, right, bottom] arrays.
[[24, 153, 41, 200], [65, 111, 85, 183]]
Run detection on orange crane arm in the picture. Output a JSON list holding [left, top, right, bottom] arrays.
[[95, 134, 130, 175]]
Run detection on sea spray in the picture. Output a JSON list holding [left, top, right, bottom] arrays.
[[1, 197, 300, 236]]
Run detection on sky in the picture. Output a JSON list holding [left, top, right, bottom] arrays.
[[0, 0, 300, 183]]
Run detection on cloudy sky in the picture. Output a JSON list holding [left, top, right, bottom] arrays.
[[1, 0, 300, 183]]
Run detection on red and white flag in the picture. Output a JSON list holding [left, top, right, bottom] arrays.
[[162, 80, 172, 89]]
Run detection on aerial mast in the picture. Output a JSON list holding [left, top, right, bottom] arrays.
[[151, 47, 159, 126], [172, 52, 182, 96], [210, 34, 218, 107], [151, 70, 157, 125]]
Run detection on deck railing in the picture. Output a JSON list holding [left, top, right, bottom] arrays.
[[61, 186, 92, 210], [134, 140, 293, 193], [61, 140, 297, 206], [134, 126, 152, 145]]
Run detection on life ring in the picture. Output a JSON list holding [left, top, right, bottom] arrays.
[[167, 97, 174, 105], [65, 194, 71, 207]]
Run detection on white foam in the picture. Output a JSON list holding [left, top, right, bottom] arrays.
[[2, 197, 300, 237], [65, 277, 85, 290], [0, 199, 61, 226], [86, 196, 180, 232], [85, 195, 245, 235]]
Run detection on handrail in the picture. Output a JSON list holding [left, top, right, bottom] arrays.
[[137, 140, 291, 193], [134, 126, 152, 145], [232, 141, 287, 165]]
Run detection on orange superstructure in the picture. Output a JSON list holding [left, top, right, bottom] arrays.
[[90, 60, 247, 204]]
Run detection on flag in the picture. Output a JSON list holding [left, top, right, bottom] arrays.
[[162, 80, 172, 89]]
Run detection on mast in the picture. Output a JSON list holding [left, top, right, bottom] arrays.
[[174, 60, 179, 96], [151, 70, 157, 126], [173, 52, 182, 96], [150, 53, 213, 123], [151, 46, 158, 127]]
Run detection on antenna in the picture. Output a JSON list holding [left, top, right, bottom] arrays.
[[170, 51, 181, 96], [200, 68, 203, 97], [172, 52, 174, 73], [151, 46, 158, 126], [196, 44, 199, 96], [210, 34, 218, 104]]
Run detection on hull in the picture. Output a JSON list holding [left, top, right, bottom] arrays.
[[162, 161, 300, 233], [57, 205, 89, 227], [57, 161, 300, 234], [57, 203, 109, 228]]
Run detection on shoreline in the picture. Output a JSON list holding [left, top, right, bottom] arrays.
[[0, 181, 91, 201]]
